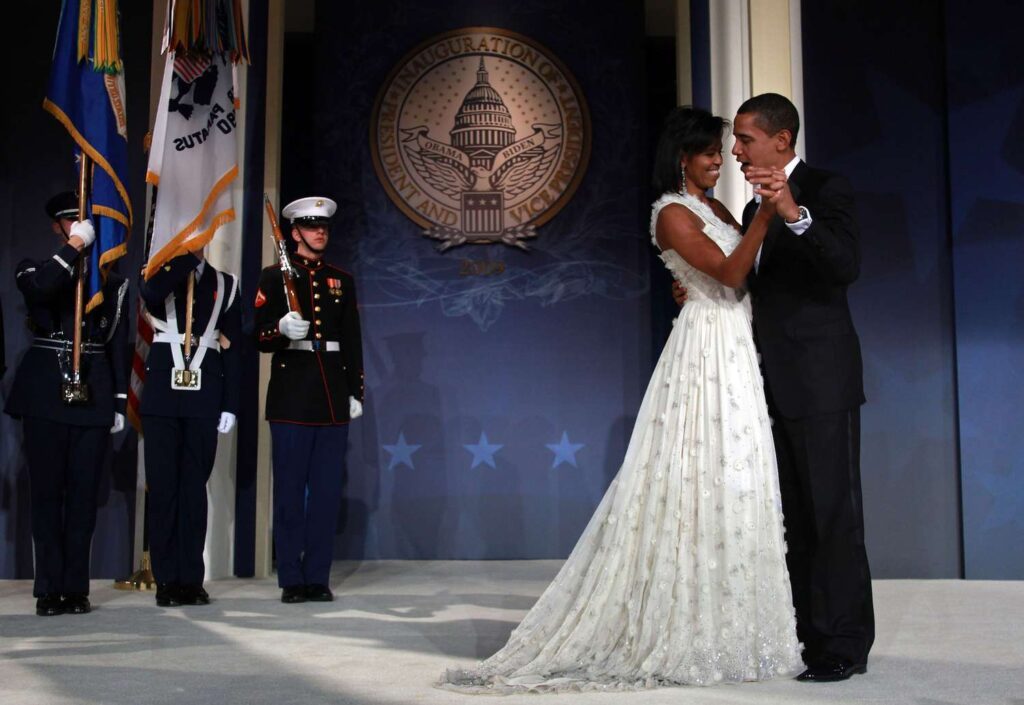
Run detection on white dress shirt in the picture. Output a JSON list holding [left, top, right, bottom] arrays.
[[754, 156, 811, 272]]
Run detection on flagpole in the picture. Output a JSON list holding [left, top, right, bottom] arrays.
[[63, 154, 91, 405], [183, 271, 195, 358], [73, 154, 88, 374], [115, 180, 159, 592]]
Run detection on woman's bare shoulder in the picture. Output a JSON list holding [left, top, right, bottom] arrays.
[[707, 198, 740, 227], [657, 201, 704, 230]]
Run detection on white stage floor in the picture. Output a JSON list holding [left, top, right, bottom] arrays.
[[1, 561, 1022, 704]]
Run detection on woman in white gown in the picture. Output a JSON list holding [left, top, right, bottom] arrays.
[[439, 107, 803, 693]]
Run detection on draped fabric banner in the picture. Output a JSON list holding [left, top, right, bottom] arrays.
[[43, 0, 132, 311], [144, 53, 239, 277]]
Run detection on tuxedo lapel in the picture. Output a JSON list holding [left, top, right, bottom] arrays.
[[743, 196, 782, 273], [742, 199, 758, 230], [788, 160, 808, 202]]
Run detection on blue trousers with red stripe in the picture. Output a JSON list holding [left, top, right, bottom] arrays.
[[269, 422, 349, 587]]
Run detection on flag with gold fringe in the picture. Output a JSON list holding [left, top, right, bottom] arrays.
[[143, 0, 248, 279], [43, 0, 132, 310]]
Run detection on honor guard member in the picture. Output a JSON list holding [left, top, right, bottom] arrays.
[[254, 196, 364, 604], [4, 191, 128, 616], [139, 248, 240, 607]]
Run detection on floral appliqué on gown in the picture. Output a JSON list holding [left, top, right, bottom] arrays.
[[439, 192, 803, 693]]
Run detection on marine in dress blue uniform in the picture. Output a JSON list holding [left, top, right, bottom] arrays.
[[254, 196, 364, 603], [4, 192, 128, 616], [139, 250, 240, 606]]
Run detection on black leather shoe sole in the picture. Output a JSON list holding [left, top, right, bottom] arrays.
[[63, 596, 92, 614], [797, 662, 867, 682], [304, 585, 333, 602], [178, 585, 210, 606], [281, 587, 306, 604], [155, 585, 182, 607], [36, 599, 64, 617]]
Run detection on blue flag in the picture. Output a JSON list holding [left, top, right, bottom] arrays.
[[43, 0, 132, 312]]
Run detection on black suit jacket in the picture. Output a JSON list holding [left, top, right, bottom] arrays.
[[742, 161, 865, 419], [138, 253, 241, 419], [255, 257, 364, 425], [5, 242, 129, 426]]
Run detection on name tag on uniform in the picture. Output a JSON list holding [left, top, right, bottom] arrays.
[[172, 368, 202, 390]]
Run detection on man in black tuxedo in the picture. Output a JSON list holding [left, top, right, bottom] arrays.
[[733, 93, 873, 682]]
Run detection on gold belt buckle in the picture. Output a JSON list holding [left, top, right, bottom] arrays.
[[61, 381, 90, 405], [171, 368, 202, 390]]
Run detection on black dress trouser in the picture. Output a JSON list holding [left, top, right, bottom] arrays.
[[142, 415, 218, 586], [23, 417, 108, 597], [767, 392, 875, 666]]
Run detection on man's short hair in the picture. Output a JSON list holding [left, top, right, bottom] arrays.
[[737, 93, 800, 146]]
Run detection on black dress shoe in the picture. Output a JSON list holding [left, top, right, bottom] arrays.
[[179, 584, 210, 605], [63, 594, 92, 614], [797, 658, 867, 682], [155, 583, 182, 607], [305, 584, 333, 602], [193, 585, 210, 605], [281, 585, 307, 604], [36, 593, 64, 616]]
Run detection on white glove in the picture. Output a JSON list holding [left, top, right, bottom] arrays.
[[349, 396, 363, 419], [278, 311, 309, 340], [217, 411, 236, 434], [70, 219, 95, 248], [110, 412, 125, 434]]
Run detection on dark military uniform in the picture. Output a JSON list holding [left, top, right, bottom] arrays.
[[139, 253, 240, 597], [254, 255, 363, 589], [4, 240, 128, 599]]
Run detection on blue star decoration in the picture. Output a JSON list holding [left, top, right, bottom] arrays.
[[546, 431, 585, 469], [464, 432, 503, 469], [382, 432, 422, 470]]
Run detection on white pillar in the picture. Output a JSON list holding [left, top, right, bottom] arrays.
[[707, 0, 806, 215], [253, 0, 288, 579], [708, 0, 751, 218]]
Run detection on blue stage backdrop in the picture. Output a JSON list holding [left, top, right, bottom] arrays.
[[802, 0, 1024, 578], [944, 0, 1024, 579], [800, 0, 963, 578], [309, 0, 651, 558]]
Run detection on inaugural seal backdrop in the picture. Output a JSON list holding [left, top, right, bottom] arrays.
[[307, 1, 648, 560], [370, 27, 590, 251]]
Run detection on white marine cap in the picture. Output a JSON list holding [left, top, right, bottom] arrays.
[[281, 196, 337, 225]]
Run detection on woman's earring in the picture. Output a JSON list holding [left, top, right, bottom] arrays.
[[679, 165, 687, 192]]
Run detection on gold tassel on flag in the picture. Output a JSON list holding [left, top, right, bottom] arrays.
[[74, 0, 123, 73], [165, 0, 249, 64], [92, 0, 123, 73], [76, 0, 91, 63]]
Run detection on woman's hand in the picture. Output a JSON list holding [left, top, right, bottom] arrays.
[[746, 167, 798, 220]]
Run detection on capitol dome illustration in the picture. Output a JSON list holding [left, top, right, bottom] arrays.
[[450, 58, 517, 167]]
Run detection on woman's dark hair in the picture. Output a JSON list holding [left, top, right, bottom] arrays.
[[651, 106, 728, 194]]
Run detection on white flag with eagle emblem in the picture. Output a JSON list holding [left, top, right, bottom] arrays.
[[144, 51, 239, 278]]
